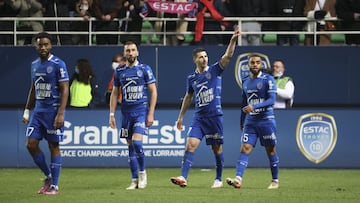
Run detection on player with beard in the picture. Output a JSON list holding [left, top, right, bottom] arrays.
[[226, 54, 280, 189], [22, 32, 69, 195], [109, 41, 157, 190]]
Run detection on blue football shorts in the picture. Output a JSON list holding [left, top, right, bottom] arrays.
[[242, 119, 277, 147], [26, 111, 64, 142], [187, 116, 224, 145], [119, 111, 147, 139]]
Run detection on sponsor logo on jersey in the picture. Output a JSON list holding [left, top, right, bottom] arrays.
[[296, 113, 337, 164], [234, 52, 271, 89]]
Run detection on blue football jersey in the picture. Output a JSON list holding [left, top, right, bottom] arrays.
[[31, 54, 69, 112], [113, 61, 156, 112], [241, 72, 276, 125], [186, 62, 223, 117]]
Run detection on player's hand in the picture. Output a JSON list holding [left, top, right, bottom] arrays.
[[229, 26, 240, 43], [146, 114, 154, 127], [242, 105, 253, 113], [176, 118, 183, 131], [22, 109, 30, 124], [22, 118, 29, 124], [54, 113, 64, 129], [109, 116, 116, 129]]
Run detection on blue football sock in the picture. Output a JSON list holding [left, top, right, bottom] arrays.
[[268, 153, 279, 180], [33, 152, 51, 177], [50, 155, 62, 186], [214, 153, 224, 181], [181, 151, 194, 179], [133, 140, 145, 172], [128, 144, 139, 179], [236, 152, 249, 177]]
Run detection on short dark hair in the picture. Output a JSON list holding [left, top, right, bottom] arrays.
[[192, 48, 206, 58], [35, 32, 52, 42], [248, 54, 262, 60], [124, 41, 137, 46]]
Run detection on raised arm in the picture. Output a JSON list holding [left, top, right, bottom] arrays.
[[220, 28, 240, 69]]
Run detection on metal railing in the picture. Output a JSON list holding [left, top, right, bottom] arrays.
[[0, 16, 359, 46]]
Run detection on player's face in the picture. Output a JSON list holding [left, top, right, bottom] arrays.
[[194, 51, 208, 69], [35, 37, 52, 60], [248, 56, 262, 77], [124, 44, 139, 65]]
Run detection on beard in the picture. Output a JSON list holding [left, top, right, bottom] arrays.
[[39, 51, 49, 59], [250, 68, 260, 76], [127, 56, 136, 64]]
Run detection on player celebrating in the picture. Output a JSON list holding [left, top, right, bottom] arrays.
[[109, 41, 157, 190], [170, 28, 240, 188], [22, 32, 69, 195], [226, 54, 280, 189]]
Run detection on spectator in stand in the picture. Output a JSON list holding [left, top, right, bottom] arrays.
[[92, 0, 122, 45], [193, 0, 230, 45], [304, 0, 337, 46], [142, 0, 191, 46], [43, 0, 74, 45], [272, 59, 295, 109], [7, 0, 44, 45], [69, 58, 100, 108], [0, 0, 17, 45], [118, 0, 144, 46], [336, 0, 360, 45], [270, 0, 306, 46], [221, 0, 237, 45], [105, 53, 127, 105], [227, 0, 270, 46], [70, 0, 94, 45]]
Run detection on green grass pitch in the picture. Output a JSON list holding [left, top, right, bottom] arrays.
[[0, 168, 359, 203]]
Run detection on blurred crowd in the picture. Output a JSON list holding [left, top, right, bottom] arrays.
[[0, 0, 359, 46]]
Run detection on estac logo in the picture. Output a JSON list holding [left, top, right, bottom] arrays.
[[234, 52, 271, 89], [296, 113, 337, 164]]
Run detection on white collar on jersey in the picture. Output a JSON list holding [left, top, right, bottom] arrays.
[[127, 60, 139, 68], [47, 54, 54, 61], [252, 71, 263, 78], [195, 66, 209, 73]]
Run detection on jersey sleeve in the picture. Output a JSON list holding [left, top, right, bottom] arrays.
[[143, 65, 156, 84], [212, 62, 224, 76], [113, 68, 121, 87], [57, 60, 69, 82], [252, 75, 276, 109], [186, 75, 194, 94]]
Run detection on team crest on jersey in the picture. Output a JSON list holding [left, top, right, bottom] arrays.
[[205, 72, 211, 79], [137, 69, 143, 77], [234, 52, 270, 89], [296, 113, 337, 164], [257, 82, 263, 90], [47, 66, 53, 73]]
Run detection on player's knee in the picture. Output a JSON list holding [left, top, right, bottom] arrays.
[[211, 144, 222, 154], [26, 140, 39, 153], [240, 144, 252, 154], [185, 143, 198, 152]]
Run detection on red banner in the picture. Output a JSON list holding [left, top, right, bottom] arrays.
[[147, 0, 197, 14]]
